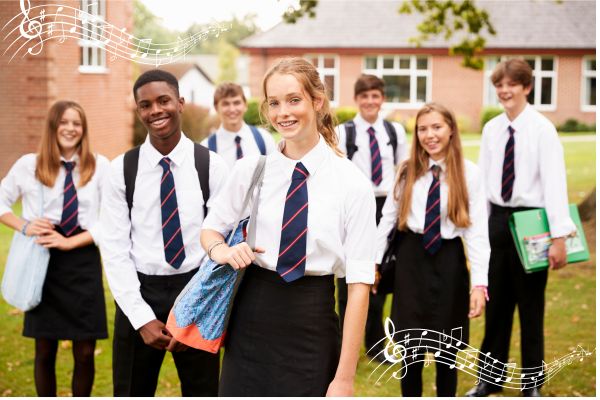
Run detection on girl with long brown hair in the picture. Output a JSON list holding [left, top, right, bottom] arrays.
[[0, 100, 109, 396], [375, 103, 490, 396], [201, 57, 376, 396]]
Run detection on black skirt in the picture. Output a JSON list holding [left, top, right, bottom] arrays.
[[219, 265, 341, 397], [23, 228, 107, 340], [391, 231, 470, 348]]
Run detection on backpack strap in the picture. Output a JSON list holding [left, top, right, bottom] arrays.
[[194, 143, 210, 217], [123, 146, 141, 218], [249, 125, 267, 155], [207, 133, 217, 153], [383, 120, 398, 164], [123, 143, 210, 219], [344, 120, 358, 160]]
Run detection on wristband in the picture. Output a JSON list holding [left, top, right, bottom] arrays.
[[471, 285, 489, 301], [207, 240, 225, 261], [21, 221, 30, 235]]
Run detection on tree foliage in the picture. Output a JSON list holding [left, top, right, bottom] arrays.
[[184, 14, 259, 54], [281, 0, 496, 70]]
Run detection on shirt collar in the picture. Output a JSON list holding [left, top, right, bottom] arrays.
[[141, 132, 189, 169], [275, 135, 329, 177], [217, 123, 247, 138], [428, 157, 446, 173], [60, 153, 80, 163], [500, 103, 532, 135], [354, 113, 383, 131]]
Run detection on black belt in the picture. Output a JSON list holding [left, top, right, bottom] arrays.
[[490, 203, 536, 216]]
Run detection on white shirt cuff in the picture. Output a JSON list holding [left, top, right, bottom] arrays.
[[550, 219, 577, 238], [345, 259, 376, 284]]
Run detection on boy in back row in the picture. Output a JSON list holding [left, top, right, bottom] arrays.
[[336, 74, 408, 362]]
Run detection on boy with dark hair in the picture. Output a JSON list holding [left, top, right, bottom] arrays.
[[100, 69, 228, 396], [335, 74, 408, 363], [202, 82, 276, 167], [466, 58, 575, 397]]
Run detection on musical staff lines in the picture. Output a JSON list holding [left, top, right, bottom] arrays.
[[370, 318, 595, 392], [2, 1, 229, 65]]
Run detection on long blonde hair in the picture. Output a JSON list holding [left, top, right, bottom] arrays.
[[36, 100, 96, 187], [395, 103, 471, 229], [260, 57, 343, 156]]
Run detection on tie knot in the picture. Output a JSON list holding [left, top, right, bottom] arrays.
[[367, 126, 376, 136], [62, 161, 75, 171], [159, 157, 171, 171], [234, 135, 242, 144], [508, 126, 515, 136], [292, 162, 309, 181], [431, 165, 441, 180]]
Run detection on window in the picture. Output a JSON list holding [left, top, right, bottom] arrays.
[[363, 55, 431, 107], [582, 56, 596, 111], [79, 0, 107, 72], [306, 55, 339, 105], [484, 56, 557, 111]]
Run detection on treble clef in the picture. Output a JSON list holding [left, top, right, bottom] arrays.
[[19, 0, 44, 55]]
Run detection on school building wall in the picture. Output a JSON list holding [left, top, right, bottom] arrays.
[[244, 49, 595, 132], [0, 0, 134, 178]]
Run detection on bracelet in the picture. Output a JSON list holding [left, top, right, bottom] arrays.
[[471, 285, 489, 301], [207, 240, 225, 260], [21, 221, 30, 236]]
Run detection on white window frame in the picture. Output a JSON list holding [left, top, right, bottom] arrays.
[[581, 56, 596, 112], [483, 55, 557, 112], [78, 0, 108, 74], [363, 55, 431, 109], [305, 54, 339, 107]]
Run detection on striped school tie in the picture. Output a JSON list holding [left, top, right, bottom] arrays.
[[501, 126, 515, 202], [276, 162, 309, 282], [60, 161, 79, 237], [367, 126, 382, 186], [423, 165, 442, 255], [159, 157, 185, 269], [234, 135, 243, 160]]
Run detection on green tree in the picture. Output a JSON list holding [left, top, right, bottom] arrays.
[[184, 14, 259, 54], [133, 0, 178, 45], [217, 38, 240, 83]]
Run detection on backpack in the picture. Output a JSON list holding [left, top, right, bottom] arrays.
[[207, 125, 266, 155], [344, 120, 398, 163], [123, 143, 210, 218]]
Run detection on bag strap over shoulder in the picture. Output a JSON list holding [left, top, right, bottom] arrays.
[[123, 146, 141, 218], [344, 120, 358, 160], [382, 120, 398, 164], [249, 125, 267, 155], [207, 133, 217, 153], [194, 143, 210, 218]]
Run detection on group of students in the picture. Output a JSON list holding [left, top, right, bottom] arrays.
[[0, 57, 574, 397]]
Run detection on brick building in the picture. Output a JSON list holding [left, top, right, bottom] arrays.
[[240, 0, 596, 132], [0, 0, 133, 177]]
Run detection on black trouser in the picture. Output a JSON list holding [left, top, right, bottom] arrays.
[[478, 204, 548, 389], [112, 268, 219, 396], [401, 349, 458, 397], [337, 196, 387, 355]]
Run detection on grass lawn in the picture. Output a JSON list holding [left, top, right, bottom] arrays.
[[0, 138, 595, 396]]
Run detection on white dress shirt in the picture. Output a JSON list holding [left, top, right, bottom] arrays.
[[203, 136, 377, 284], [200, 123, 277, 168], [100, 134, 228, 330], [376, 158, 490, 287], [479, 104, 576, 238], [0, 153, 110, 244], [336, 114, 408, 197]]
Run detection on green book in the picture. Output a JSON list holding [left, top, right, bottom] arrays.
[[508, 204, 590, 273]]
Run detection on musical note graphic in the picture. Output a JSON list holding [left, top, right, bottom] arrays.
[[368, 318, 595, 392], [2, 2, 229, 65]]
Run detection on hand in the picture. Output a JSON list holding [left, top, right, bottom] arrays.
[[36, 230, 73, 250], [548, 237, 567, 270], [211, 242, 265, 270], [166, 336, 188, 353], [468, 289, 486, 319], [326, 377, 353, 397], [25, 218, 54, 237], [371, 265, 381, 295], [138, 319, 172, 350]]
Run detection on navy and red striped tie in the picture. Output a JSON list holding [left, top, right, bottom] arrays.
[[276, 162, 309, 282], [501, 126, 515, 202], [234, 135, 243, 160], [60, 161, 79, 237], [367, 126, 382, 186], [159, 157, 185, 269], [423, 165, 442, 255]]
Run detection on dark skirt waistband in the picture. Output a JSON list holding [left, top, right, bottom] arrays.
[[137, 267, 199, 287], [490, 203, 537, 216], [246, 264, 334, 288], [404, 229, 463, 245]]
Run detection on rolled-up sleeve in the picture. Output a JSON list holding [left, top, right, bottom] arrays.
[[375, 190, 399, 264], [0, 155, 27, 217], [343, 177, 377, 284]]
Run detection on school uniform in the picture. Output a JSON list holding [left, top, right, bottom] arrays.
[[99, 134, 228, 396], [476, 104, 575, 390], [200, 123, 277, 168], [335, 114, 408, 357], [0, 153, 110, 340], [203, 136, 377, 396], [376, 158, 489, 396]]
